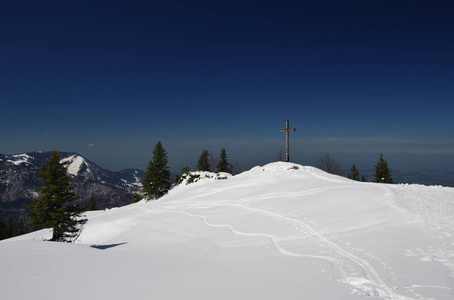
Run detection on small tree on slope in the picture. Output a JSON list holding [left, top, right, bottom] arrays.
[[216, 148, 230, 173], [374, 154, 393, 184], [348, 163, 360, 181], [142, 141, 172, 200], [27, 150, 87, 242], [197, 149, 211, 172], [85, 197, 97, 211]]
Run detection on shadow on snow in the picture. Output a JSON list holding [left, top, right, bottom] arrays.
[[90, 242, 127, 250]]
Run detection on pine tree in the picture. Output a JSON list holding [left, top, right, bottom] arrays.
[[0, 220, 8, 240], [0, 217, 24, 240], [7, 216, 23, 238], [27, 150, 87, 242], [216, 148, 230, 173], [131, 193, 142, 203], [348, 163, 360, 181], [374, 154, 393, 183], [181, 166, 191, 174], [197, 150, 211, 171], [142, 141, 172, 200], [85, 197, 97, 211]]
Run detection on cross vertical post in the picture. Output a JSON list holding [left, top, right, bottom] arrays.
[[280, 120, 296, 162]]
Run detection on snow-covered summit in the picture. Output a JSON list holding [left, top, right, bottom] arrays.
[[239, 161, 352, 183], [2, 162, 454, 300], [60, 154, 92, 177]]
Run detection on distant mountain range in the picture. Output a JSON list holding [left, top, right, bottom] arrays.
[[0, 151, 144, 224]]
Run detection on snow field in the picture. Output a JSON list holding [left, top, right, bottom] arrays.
[[1, 162, 453, 299]]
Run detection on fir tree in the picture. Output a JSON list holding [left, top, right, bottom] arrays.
[[181, 166, 191, 174], [27, 150, 87, 242], [374, 154, 393, 183], [131, 193, 142, 203], [348, 163, 360, 181], [0, 220, 8, 240], [142, 141, 172, 200], [361, 175, 367, 182], [197, 150, 211, 171], [85, 197, 97, 211], [216, 148, 230, 173], [0, 217, 24, 240], [175, 167, 191, 184]]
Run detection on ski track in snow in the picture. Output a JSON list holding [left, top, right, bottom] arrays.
[[223, 203, 397, 298], [154, 201, 411, 300], [154, 208, 349, 286], [5, 162, 454, 300]]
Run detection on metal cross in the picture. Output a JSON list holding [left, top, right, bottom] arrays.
[[280, 120, 296, 162]]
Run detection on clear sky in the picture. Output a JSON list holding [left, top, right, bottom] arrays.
[[1, 1, 453, 176]]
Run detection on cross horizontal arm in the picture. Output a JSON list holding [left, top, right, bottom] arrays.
[[280, 129, 296, 132]]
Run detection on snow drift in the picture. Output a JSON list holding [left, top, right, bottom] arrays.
[[1, 162, 454, 300]]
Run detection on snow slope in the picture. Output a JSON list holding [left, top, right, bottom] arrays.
[[1, 162, 454, 300], [60, 154, 88, 176]]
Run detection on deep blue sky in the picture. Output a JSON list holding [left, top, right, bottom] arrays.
[[1, 1, 454, 176]]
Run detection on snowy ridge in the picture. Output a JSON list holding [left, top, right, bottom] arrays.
[[2, 162, 454, 300], [6, 153, 34, 166]]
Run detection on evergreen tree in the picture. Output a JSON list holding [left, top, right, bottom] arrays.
[[7, 217, 14, 235], [0, 217, 24, 240], [7, 216, 21, 237], [197, 150, 211, 171], [131, 193, 142, 203], [85, 197, 97, 211], [348, 163, 360, 181], [175, 167, 191, 184], [361, 175, 367, 182], [0, 220, 8, 240], [216, 148, 230, 173], [374, 154, 393, 183], [27, 150, 87, 242], [142, 141, 172, 200], [181, 166, 191, 174]]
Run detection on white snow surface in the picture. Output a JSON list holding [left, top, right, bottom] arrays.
[[60, 154, 87, 176], [2, 162, 454, 300], [7, 153, 33, 165]]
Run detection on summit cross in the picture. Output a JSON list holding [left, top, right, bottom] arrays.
[[280, 120, 296, 162]]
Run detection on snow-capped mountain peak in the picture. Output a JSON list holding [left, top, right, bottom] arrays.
[[60, 154, 91, 177], [0, 151, 144, 213]]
